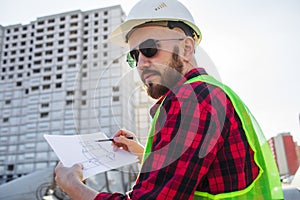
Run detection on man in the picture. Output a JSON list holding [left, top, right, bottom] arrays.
[[55, 0, 283, 199]]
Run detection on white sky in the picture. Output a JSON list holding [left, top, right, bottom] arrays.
[[1, 0, 300, 142]]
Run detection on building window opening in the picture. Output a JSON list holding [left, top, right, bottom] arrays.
[[7, 164, 14, 171]]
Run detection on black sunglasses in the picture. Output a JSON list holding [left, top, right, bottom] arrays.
[[127, 38, 184, 68]]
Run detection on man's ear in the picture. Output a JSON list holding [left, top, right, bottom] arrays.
[[183, 37, 195, 61]]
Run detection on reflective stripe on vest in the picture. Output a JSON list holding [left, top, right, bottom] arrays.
[[142, 75, 283, 200]]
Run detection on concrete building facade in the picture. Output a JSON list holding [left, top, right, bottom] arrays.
[[0, 5, 137, 184]]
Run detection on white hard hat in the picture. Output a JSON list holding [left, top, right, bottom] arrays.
[[109, 0, 202, 47]]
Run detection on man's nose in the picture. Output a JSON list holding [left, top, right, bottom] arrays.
[[137, 53, 151, 71]]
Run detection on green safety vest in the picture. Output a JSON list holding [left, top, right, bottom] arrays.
[[142, 75, 283, 200]]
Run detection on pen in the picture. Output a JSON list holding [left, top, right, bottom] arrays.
[[95, 136, 134, 142]]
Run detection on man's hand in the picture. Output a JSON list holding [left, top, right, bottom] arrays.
[[54, 162, 98, 200], [112, 129, 145, 163], [55, 162, 83, 191]]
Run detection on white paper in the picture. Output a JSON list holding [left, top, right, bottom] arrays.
[[44, 132, 138, 179]]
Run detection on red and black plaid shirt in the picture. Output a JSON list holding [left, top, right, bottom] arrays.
[[95, 68, 259, 200]]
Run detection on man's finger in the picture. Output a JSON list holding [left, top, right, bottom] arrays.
[[71, 163, 83, 170], [114, 136, 130, 144]]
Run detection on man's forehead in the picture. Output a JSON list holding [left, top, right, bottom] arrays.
[[128, 26, 185, 46]]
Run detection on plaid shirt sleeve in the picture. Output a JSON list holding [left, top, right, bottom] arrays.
[[95, 69, 258, 200]]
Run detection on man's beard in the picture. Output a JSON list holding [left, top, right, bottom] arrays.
[[144, 46, 184, 99]]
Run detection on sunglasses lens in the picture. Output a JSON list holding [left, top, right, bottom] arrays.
[[140, 47, 157, 58], [140, 39, 158, 58], [127, 52, 137, 68]]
